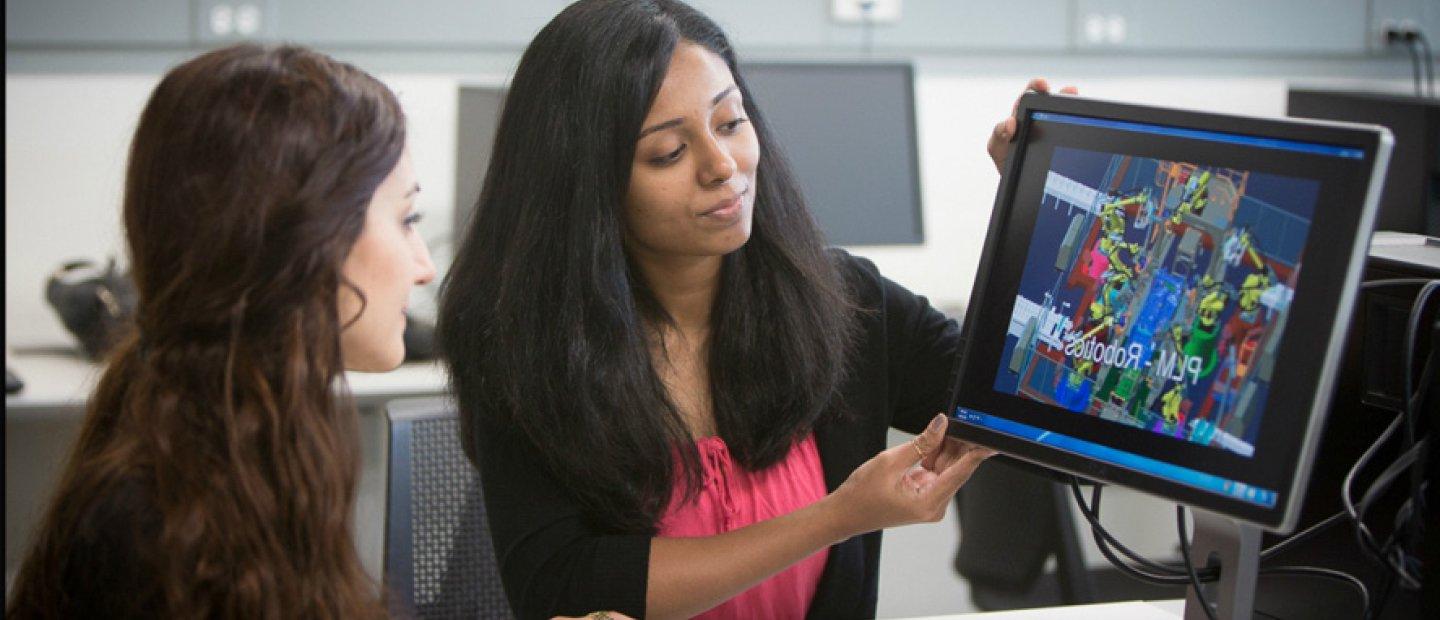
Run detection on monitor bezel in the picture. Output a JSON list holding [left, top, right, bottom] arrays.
[[945, 92, 1393, 533]]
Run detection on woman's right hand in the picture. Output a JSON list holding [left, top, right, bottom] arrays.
[[828, 413, 995, 537]]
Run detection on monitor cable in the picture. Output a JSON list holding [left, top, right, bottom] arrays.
[[1412, 31, 1435, 98], [1390, 24, 1433, 98], [1070, 479, 1373, 618], [1176, 505, 1218, 620], [1344, 279, 1438, 594]]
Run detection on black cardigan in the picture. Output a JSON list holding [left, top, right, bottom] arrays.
[[473, 251, 962, 619]]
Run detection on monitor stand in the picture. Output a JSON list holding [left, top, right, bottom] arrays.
[[1184, 508, 1262, 620]]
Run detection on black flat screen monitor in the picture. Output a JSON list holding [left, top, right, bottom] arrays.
[[946, 93, 1392, 533], [455, 63, 923, 247], [739, 62, 922, 246], [1287, 88, 1440, 237]]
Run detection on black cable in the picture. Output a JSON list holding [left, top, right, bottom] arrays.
[[1399, 280, 1438, 579], [1361, 277, 1434, 290], [1371, 568, 1397, 619], [1070, 482, 1204, 584], [1401, 281, 1438, 462], [1342, 416, 1427, 590], [1406, 38, 1423, 97], [1070, 480, 1214, 580], [1177, 506, 1218, 620], [1259, 510, 1347, 561], [1077, 480, 1376, 615], [1260, 566, 1371, 619], [1071, 476, 1349, 573], [1413, 32, 1435, 97], [1357, 439, 1430, 591], [1342, 412, 1403, 560]]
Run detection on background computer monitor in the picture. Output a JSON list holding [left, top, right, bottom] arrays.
[[739, 62, 923, 246], [947, 93, 1391, 534], [453, 62, 923, 247], [1287, 89, 1440, 237]]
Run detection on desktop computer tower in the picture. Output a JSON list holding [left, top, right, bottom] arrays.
[[1269, 237, 1438, 619]]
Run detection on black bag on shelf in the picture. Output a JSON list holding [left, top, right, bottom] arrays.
[[44, 258, 138, 360]]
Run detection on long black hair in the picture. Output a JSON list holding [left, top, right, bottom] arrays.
[[438, 0, 857, 534]]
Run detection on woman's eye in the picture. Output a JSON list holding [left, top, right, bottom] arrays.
[[651, 144, 686, 165], [719, 118, 749, 134], [403, 212, 424, 228]]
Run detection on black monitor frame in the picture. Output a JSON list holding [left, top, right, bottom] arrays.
[[739, 61, 923, 246], [945, 92, 1392, 534]]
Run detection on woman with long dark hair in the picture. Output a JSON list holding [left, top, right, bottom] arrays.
[[439, 1, 1068, 618], [7, 43, 435, 618]]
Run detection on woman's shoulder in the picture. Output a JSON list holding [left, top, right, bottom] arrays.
[[75, 473, 158, 540], [9, 473, 163, 618], [827, 247, 882, 299]]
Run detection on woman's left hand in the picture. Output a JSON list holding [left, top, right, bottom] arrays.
[[986, 78, 1079, 173], [908, 433, 996, 490]]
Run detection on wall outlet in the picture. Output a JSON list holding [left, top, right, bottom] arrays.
[[1081, 13, 1128, 45], [194, 0, 276, 41], [832, 0, 902, 24]]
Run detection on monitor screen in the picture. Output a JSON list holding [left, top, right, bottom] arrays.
[[948, 94, 1392, 532]]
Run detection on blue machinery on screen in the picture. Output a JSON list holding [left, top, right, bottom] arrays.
[[958, 112, 1353, 510]]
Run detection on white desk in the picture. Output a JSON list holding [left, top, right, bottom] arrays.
[[5, 349, 449, 419], [909, 599, 1185, 619]]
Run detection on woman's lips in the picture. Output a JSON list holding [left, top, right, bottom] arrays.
[[699, 187, 747, 220]]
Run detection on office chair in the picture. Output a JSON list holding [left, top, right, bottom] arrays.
[[953, 458, 1186, 609], [384, 397, 514, 619], [954, 458, 1094, 609]]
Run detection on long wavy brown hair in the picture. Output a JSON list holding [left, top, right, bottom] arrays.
[[7, 44, 404, 618]]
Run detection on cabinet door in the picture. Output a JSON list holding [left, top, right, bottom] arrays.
[[6, 0, 192, 46], [829, 0, 1071, 51], [273, 0, 570, 48], [1074, 0, 1367, 54], [688, 0, 829, 49]]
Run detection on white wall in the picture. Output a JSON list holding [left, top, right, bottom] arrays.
[[7, 66, 1413, 348]]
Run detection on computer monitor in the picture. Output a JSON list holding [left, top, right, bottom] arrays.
[[945, 92, 1391, 618], [734, 62, 923, 246], [454, 63, 923, 248], [1287, 89, 1440, 237]]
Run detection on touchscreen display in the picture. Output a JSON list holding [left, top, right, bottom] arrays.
[[992, 146, 1320, 459]]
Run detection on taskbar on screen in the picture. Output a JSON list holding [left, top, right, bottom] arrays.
[[953, 407, 1278, 509]]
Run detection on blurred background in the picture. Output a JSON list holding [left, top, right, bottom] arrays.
[[6, 1, 1437, 617]]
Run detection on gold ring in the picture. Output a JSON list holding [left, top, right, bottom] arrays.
[[912, 440, 926, 460]]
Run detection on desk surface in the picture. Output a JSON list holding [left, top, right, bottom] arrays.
[[911, 599, 1184, 619], [5, 350, 448, 419]]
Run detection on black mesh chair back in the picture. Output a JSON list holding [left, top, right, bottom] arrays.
[[384, 396, 514, 619]]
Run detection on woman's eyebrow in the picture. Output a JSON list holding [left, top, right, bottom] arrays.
[[638, 85, 740, 139]]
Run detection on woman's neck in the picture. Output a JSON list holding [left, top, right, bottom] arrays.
[[633, 252, 722, 336]]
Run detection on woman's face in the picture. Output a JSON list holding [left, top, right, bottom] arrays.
[[338, 146, 437, 372], [623, 42, 760, 262]]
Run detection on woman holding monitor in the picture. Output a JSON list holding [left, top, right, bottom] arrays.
[[439, 1, 1075, 618]]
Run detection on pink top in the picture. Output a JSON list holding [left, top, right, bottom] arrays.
[[657, 433, 830, 619]]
